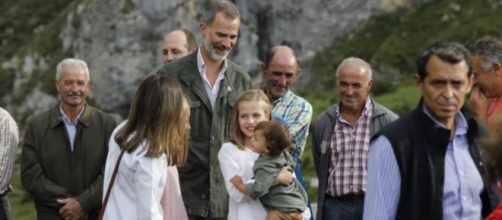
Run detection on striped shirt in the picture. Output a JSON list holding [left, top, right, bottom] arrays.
[[327, 99, 372, 196], [364, 108, 483, 220], [0, 107, 18, 194], [271, 90, 312, 158]]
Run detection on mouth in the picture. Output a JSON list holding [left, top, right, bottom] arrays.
[[214, 44, 229, 54]]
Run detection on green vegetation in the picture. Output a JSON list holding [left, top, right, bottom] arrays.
[[299, 0, 502, 204], [2, 0, 502, 218], [304, 0, 502, 93]]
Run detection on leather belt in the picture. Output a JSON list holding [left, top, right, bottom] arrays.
[[333, 193, 365, 202]]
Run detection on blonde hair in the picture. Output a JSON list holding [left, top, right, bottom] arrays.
[[115, 74, 189, 166], [229, 89, 271, 150]]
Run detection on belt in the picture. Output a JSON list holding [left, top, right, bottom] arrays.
[[332, 193, 365, 202]]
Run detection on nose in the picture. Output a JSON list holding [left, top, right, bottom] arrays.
[[222, 37, 234, 49], [165, 54, 174, 63], [443, 84, 454, 98]]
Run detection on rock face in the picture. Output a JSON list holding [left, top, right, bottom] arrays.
[[5, 0, 426, 120]]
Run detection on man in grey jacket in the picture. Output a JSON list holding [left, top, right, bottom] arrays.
[[156, 1, 251, 219], [312, 57, 398, 220]]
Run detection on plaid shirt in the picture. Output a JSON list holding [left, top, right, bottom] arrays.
[[327, 99, 372, 196], [0, 107, 18, 194], [272, 90, 313, 158]]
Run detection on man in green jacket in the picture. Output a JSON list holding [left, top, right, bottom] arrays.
[[21, 58, 116, 220], [157, 1, 251, 219]]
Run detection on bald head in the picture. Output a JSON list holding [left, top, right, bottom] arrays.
[[162, 29, 197, 63], [261, 46, 301, 101]]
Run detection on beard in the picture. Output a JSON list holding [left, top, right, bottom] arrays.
[[202, 35, 232, 62]]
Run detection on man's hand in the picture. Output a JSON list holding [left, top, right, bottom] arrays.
[[468, 86, 488, 122], [274, 165, 293, 186], [230, 175, 246, 193], [57, 198, 84, 220]]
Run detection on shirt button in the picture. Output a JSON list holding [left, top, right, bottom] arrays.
[[350, 168, 354, 173], [349, 185, 353, 189]]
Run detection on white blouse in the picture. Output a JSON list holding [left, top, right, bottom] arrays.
[[218, 142, 267, 220], [102, 122, 167, 220]]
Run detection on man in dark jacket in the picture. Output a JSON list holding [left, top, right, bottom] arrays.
[[21, 58, 116, 220], [312, 57, 397, 220], [156, 1, 251, 219], [364, 42, 499, 220]]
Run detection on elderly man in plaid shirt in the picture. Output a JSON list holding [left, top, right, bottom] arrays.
[[312, 57, 397, 220], [0, 107, 18, 220], [260, 45, 312, 162]]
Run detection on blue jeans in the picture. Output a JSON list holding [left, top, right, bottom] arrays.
[[322, 195, 364, 220]]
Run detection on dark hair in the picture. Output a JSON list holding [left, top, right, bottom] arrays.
[[468, 36, 502, 71], [416, 41, 472, 80], [115, 74, 189, 165], [179, 28, 197, 52], [255, 121, 292, 157], [201, 1, 240, 26]]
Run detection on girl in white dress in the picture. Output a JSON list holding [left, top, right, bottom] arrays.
[[102, 74, 190, 220], [218, 89, 272, 220]]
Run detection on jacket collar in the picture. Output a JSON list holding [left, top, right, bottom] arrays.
[[50, 104, 92, 128], [326, 98, 384, 119]]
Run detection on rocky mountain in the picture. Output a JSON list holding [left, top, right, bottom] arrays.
[[1, 0, 427, 123]]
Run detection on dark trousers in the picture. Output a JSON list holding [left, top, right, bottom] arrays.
[[188, 214, 225, 220], [0, 194, 11, 220], [323, 194, 364, 220]]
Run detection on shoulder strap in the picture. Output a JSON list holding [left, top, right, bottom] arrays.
[[98, 149, 126, 220]]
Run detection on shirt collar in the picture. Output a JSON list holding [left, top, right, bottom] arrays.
[[335, 98, 373, 119], [272, 90, 293, 106], [197, 47, 228, 78], [59, 104, 85, 125], [422, 106, 468, 135]]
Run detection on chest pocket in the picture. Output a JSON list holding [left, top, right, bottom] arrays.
[[189, 100, 201, 139], [224, 95, 237, 138]]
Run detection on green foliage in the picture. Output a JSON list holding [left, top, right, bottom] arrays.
[[304, 0, 502, 93]]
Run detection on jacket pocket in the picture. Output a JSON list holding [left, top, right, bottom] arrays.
[[189, 100, 201, 139]]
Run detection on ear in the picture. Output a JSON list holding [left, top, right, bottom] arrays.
[[260, 63, 267, 76], [367, 80, 373, 92], [467, 74, 474, 92], [493, 63, 502, 77], [199, 23, 206, 37], [415, 74, 423, 92], [55, 80, 61, 92]]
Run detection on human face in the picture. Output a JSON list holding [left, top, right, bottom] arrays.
[[472, 54, 501, 98], [262, 51, 300, 102], [55, 65, 90, 110], [162, 31, 190, 64], [200, 12, 240, 62], [251, 130, 268, 155], [238, 101, 269, 143], [416, 55, 472, 128], [337, 66, 372, 113]]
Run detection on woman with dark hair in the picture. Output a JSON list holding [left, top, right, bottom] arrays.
[[101, 74, 190, 220]]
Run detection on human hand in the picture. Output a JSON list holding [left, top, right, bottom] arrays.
[[230, 175, 246, 193], [57, 198, 84, 220], [468, 86, 488, 121], [274, 165, 293, 186]]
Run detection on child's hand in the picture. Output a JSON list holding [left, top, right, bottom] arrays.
[[230, 175, 247, 193], [274, 165, 293, 186]]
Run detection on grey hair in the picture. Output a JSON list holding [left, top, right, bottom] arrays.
[[201, 1, 240, 26], [55, 58, 90, 81], [335, 57, 373, 80], [469, 36, 502, 71]]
